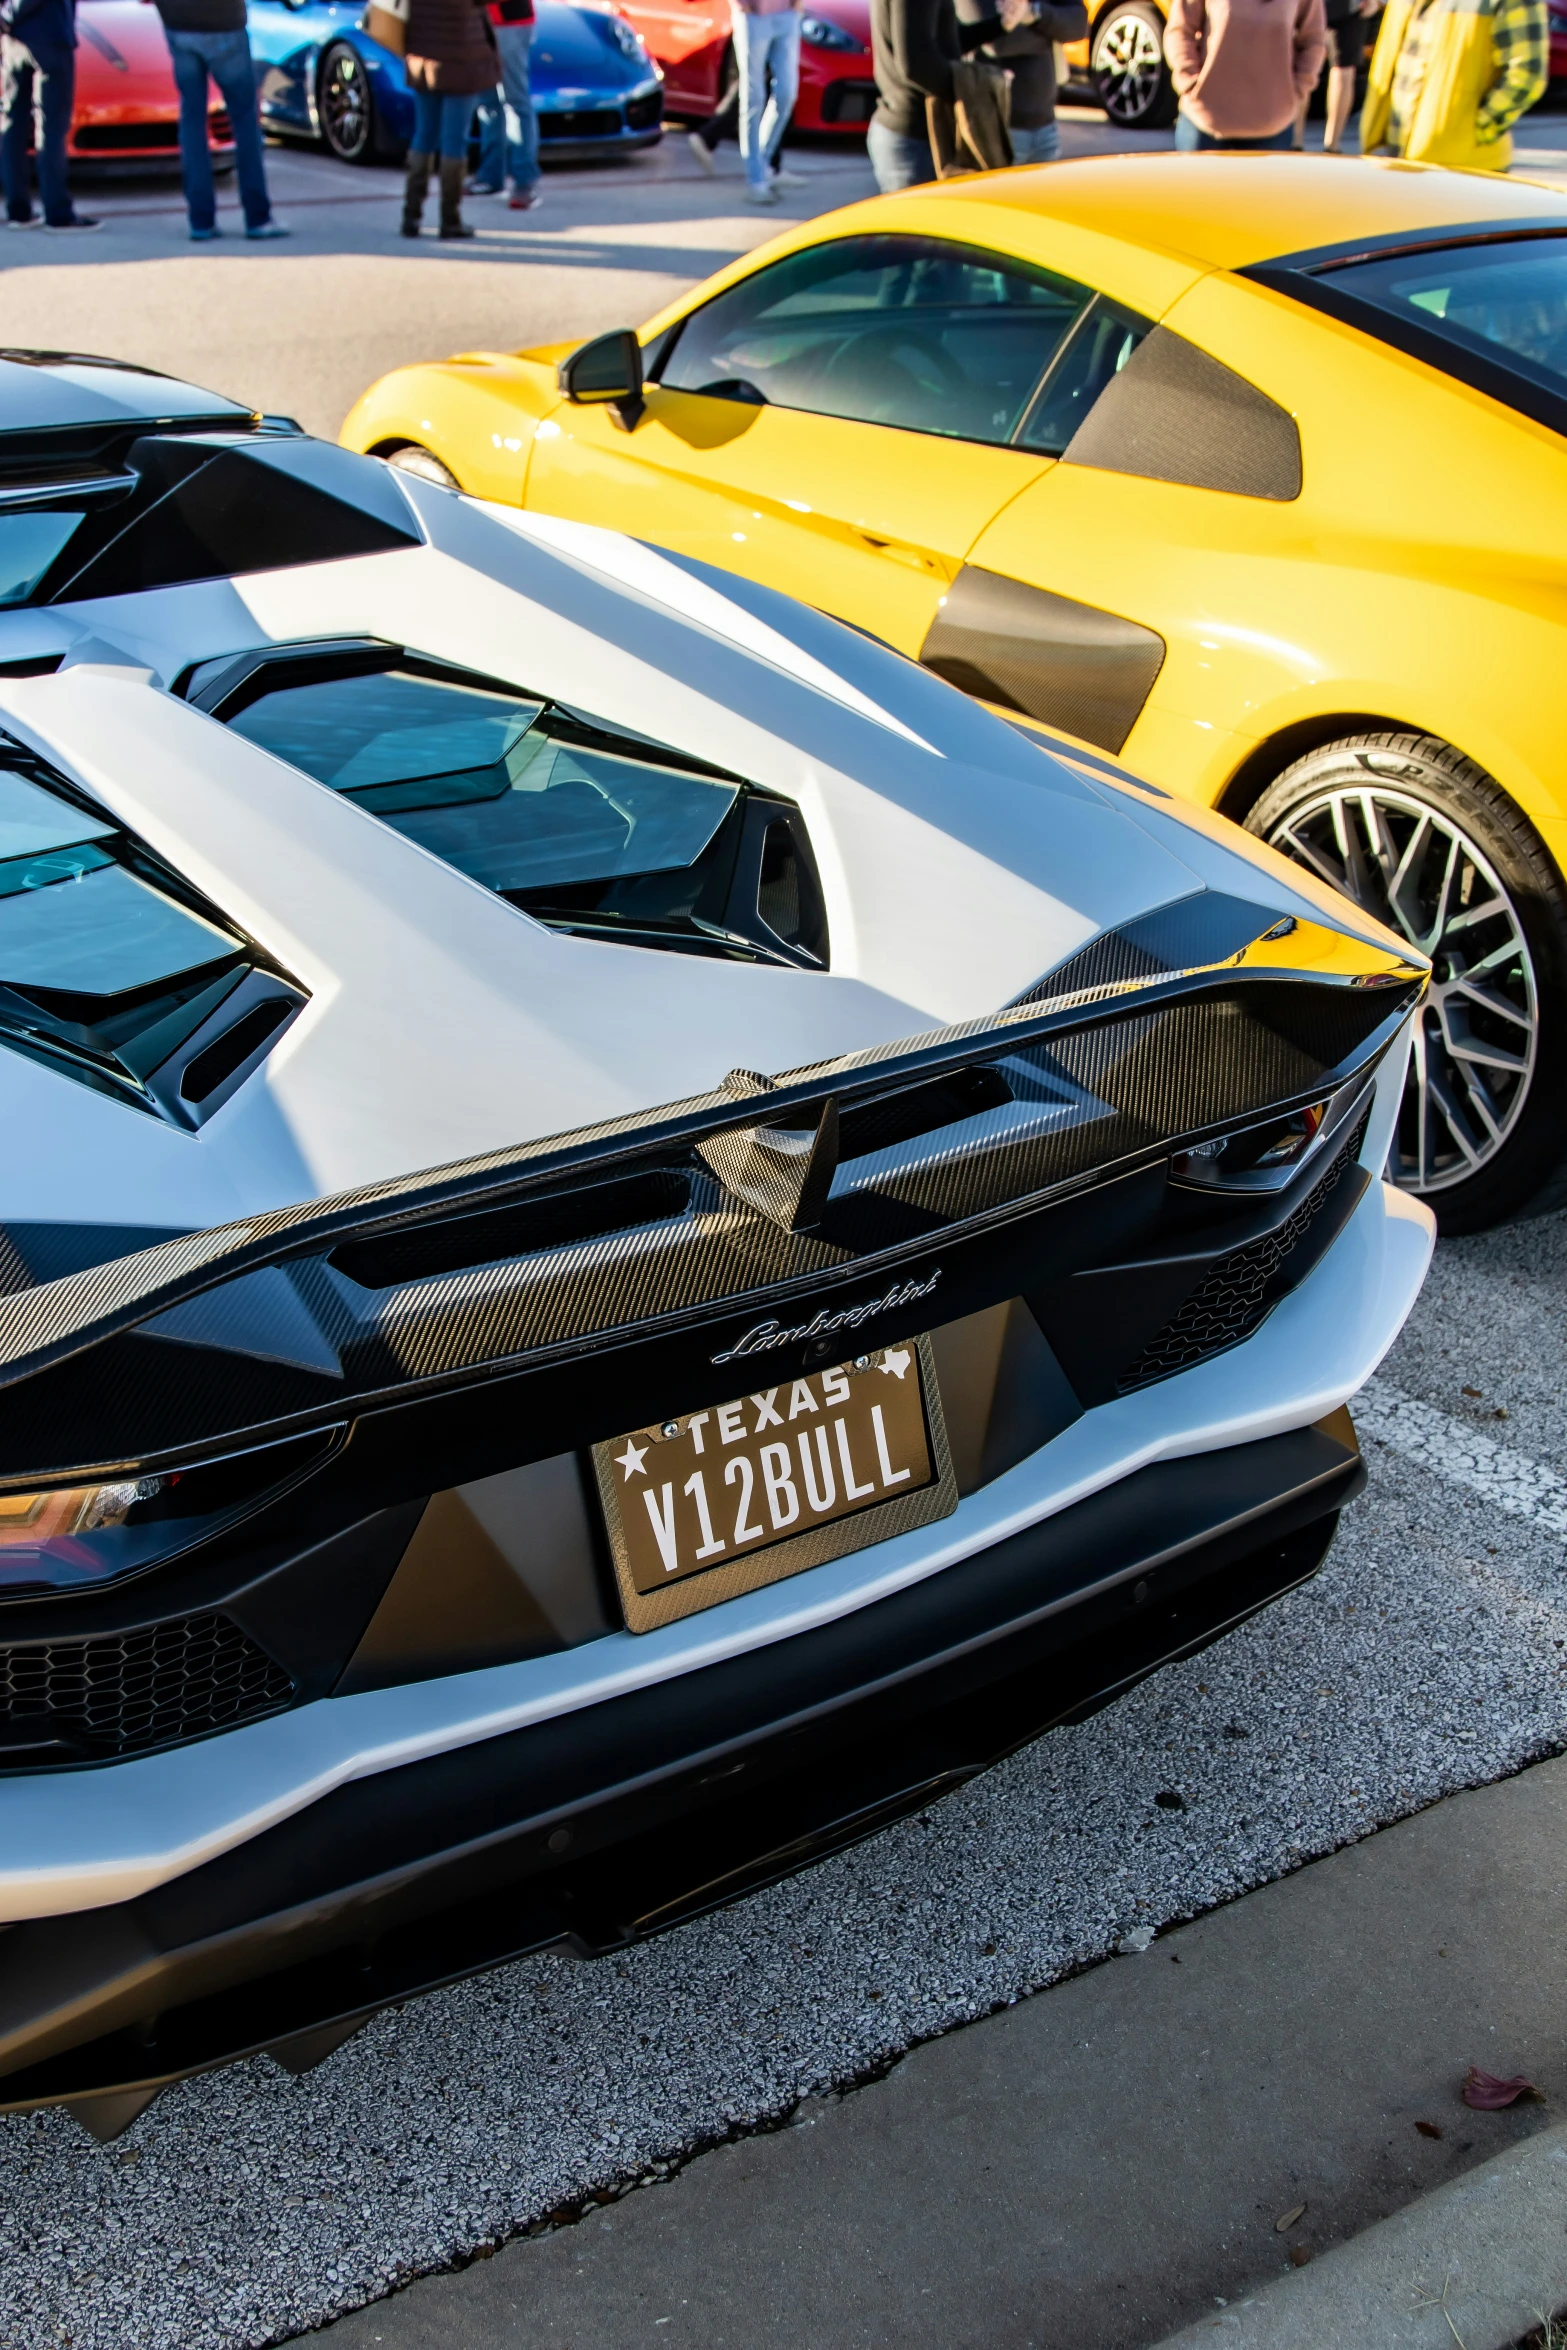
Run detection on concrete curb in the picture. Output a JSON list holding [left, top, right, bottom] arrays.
[[1150, 2119, 1567, 2349]]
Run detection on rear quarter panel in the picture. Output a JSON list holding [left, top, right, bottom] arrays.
[[966, 269, 1567, 849]]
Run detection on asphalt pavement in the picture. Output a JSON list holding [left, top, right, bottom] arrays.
[[6, 101, 1567, 2350]]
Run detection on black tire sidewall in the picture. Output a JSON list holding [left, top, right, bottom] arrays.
[[1247, 734, 1567, 1233]]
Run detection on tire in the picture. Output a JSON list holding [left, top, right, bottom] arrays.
[[319, 40, 380, 164], [1247, 733, 1567, 1234], [385, 444, 461, 490], [1091, 2, 1178, 128]]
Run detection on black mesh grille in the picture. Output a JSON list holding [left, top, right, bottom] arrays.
[[1118, 1110, 1371, 1393], [0, 1613, 295, 1763]]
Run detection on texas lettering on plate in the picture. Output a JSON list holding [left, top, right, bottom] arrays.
[[599, 1347, 937, 1599]]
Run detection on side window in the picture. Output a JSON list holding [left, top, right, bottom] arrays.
[[657, 233, 1094, 449], [1016, 299, 1152, 456]]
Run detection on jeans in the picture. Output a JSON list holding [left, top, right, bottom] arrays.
[[1009, 119, 1060, 163], [1174, 111, 1295, 148], [164, 26, 271, 231], [412, 86, 476, 158], [734, 7, 798, 189], [867, 118, 935, 190], [474, 21, 538, 190], [0, 35, 74, 227]]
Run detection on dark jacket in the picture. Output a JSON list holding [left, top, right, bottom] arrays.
[[406, 0, 496, 91], [1, 0, 76, 63], [956, 0, 1086, 124], [151, 0, 245, 34], [871, 0, 1005, 134]]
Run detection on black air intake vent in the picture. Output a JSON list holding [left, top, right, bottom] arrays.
[[331, 1168, 692, 1291], [0, 1612, 295, 1764], [1117, 1107, 1371, 1391], [839, 1066, 1013, 1159]]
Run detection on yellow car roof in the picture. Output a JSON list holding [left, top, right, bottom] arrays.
[[923, 152, 1567, 274]]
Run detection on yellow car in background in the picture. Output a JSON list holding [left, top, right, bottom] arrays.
[[343, 154, 1567, 1232]]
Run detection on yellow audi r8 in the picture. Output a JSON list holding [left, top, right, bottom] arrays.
[[342, 154, 1567, 1231]]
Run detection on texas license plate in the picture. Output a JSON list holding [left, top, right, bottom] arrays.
[[592, 1337, 957, 1632]]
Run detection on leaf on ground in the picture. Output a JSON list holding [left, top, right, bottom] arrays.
[[1415, 2121, 1443, 2139], [1462, 2066, 1543, 2109], [1289, 2245, 1312, 2268], [1275, 2203, 1306, 2232]]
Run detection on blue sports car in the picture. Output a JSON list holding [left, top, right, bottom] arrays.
[[248, 0, 664, 165]]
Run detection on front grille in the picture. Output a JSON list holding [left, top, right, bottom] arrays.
[[0, 1613, 295, 1764], [538, 108, 622, 139], [73, 113, 232, 152], [625, 90, 663, 130], [72, 120, 180, 151], [1117, 1110, 1371, 1392]]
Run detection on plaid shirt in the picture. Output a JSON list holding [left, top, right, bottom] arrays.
[[1388, 0, 1549, 147]]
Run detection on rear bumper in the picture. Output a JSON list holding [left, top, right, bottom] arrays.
[[0, 1408, 1361, 2116]]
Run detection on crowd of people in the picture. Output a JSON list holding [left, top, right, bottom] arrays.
[[0, 0, 1550, 240]]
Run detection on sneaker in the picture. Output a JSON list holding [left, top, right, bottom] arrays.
[[6, 214, 42, 230], [687, 128, 717, 176], [245, 220, 290, 240], [742, 182, 779, 205], [189, 223, 221, 241], [44, 215, 102, 233], [508, 186, 541, 209], [437, 219, 476, 239], [770, 165, 809, 188], [465, 179, 502, 195]]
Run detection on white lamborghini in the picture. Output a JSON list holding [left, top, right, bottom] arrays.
[[0, 351, 1432, 2137]]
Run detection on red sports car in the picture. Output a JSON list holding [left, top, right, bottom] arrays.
[[69, 0, 236, 169], [619, 0, 875, 132]]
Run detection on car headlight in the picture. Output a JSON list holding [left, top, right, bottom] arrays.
[[608, 14, 649, 58], [799, 12, 864, 48]]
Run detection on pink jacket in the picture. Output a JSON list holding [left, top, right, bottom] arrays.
[[1164, 0, 1326, 137]]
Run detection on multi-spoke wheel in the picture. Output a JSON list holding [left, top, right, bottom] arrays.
[[1248, 734, 1567, 1233], [1091, 2, 1178, 128], [319, 40, 380, 165]]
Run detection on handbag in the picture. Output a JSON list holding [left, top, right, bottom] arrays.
[[363, 0, 409, 59], [927, 56, 1014, 175]]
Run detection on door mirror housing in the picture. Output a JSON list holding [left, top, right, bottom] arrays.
[[557, 330, 645, 430]]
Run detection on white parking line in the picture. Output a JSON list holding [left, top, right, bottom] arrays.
[[1355, 1377, 1567, 1537]]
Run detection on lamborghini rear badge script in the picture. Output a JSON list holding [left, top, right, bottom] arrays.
[[709, 1270, 942, 1366]]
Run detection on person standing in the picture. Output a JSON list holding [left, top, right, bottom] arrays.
[[151, 0, 286, 239], [469, 0, 539, 210], [688, 44, 807, 183], [1163, 0, 1326, 148], [0, 0, 97, 229], [1360, 0, 1545, 168], [957, 0, 1085, 160], [401, 0, 496, 237], [867, 0, 1023, 190], [732, 0, 802, 205], [1309, 0, 1376, 147]]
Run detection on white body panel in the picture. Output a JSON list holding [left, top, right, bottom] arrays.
[[0, 1173, 1433, 1926]]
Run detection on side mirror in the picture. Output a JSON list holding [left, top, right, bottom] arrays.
[[557, 329, 645, 431]]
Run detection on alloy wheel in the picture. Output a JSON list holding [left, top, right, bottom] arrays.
[[321, 45, 370, 162], [1266, 783, 1538, 1196], [1092, 11, 1167, 125]]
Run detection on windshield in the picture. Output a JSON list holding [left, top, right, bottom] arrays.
[[1321, 236, 1567, 404]]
